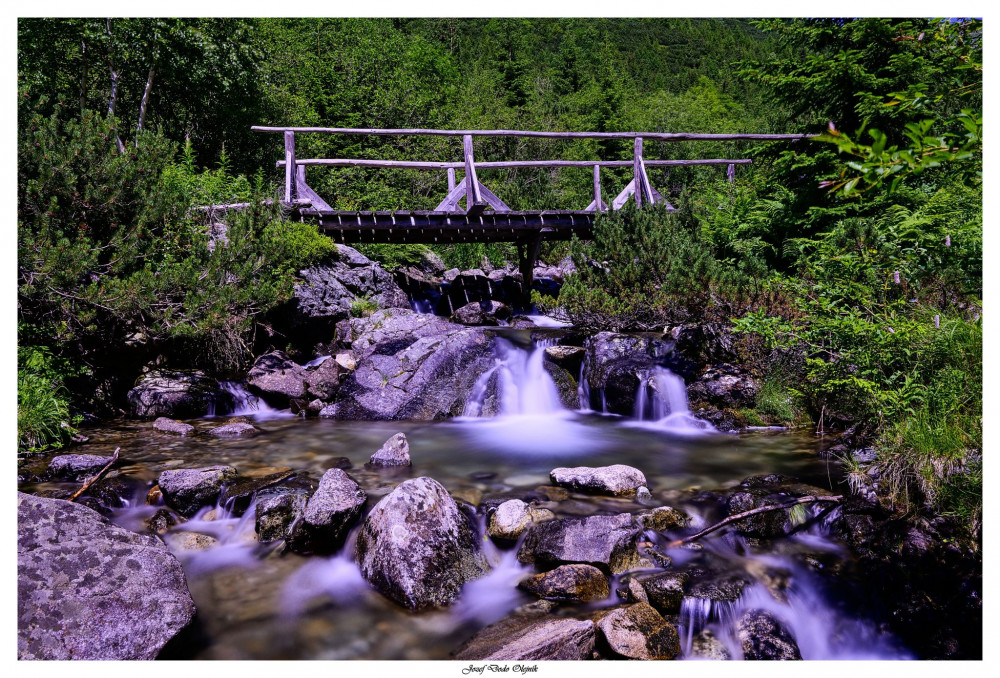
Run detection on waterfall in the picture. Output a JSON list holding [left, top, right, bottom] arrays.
[[214, 381, 290, 420], [632, 366, 715, 433], [463, 338, 563, 417]]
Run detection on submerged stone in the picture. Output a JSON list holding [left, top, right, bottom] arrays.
[[356, 477, 489, 609], [152, 417, 195, 436], [487, 499, 554, 541], [207, 422, 260, 438], [255, 493, 308, 542], [17, 493, 195, 660]]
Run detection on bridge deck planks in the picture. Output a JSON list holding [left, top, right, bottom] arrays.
[[297, 209, 596, 244]]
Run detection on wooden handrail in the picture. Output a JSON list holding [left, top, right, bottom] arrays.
[[276, 158, 753, 170], [251, 126, 815, 142]]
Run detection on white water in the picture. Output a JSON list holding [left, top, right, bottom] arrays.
[[629, 366, 716, 435], [212, 381, 293, 420]]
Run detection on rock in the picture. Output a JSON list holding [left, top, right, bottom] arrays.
[[640, 571, 689, 614], [47, 454, 114, 480], [158, 466, 237, 517], [688, 573, 751, 604], [486, 499, 554, 541], [689, 628, 732, 660], [207, 422, 260, 438], [288, 469, 366, 554], [518, 564, 609, 602], [356, 477, 488, 609], [145, 508, 178, 535], [246, 350, 309, 406], [218, 471, 295, 516], [435, 267, 524, 316], [454, 616, 596, 660], [87, 473, 145, 509], [638, 506, 690, 532], [285, 245, 411, 347], [616, 575, 650, 604], [544, 345, 586, 375], [255, 493, 308, 542], [687, 363, 758, 411], [127, 369, 225, 419], [550, 464, 648, 496], [152, 417, 195, 436], [596, 602, 681, 660], [304, 357, 344, 401], [368, 432, 411, 467], [450, 300, 512, 326], [323, 310, 495, 421], [335, 352, 357, 370], [517, 513, 643, 574], [583, 332, 673, 415], [17, 493, 195, 660], [162, 531, 219, 553], [736, 609, 802, 660]]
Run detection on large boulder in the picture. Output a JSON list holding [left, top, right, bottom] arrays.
[[17, 493, 195, 659], [288, 469, 366, 554], [127, 369, 226, 419], [47, 454, 115, 481], [285, 245, 410, 347], [355, 477, 489, 609], [686, 363, 758, 411], [321, 310, 495, 421], [450, 300, 512, 326], [583, 332, 673, 415], [550, 464, 647, 496], [517, 513, 644, 575], [736, 609, 802, 660], [454, 616, 595, 660], [596, 602, 681, 660], [246, 351, 309, 406], [158, 466, 237, 517]]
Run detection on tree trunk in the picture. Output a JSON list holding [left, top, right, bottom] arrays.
[[105, 19, 125, 153], [135, 65, 156, 145]]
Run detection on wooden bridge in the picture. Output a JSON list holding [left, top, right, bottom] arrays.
[[251, 126, 812, 289]]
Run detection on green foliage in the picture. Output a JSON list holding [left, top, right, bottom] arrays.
[[17, 345, 78, 453], [350, 296, 380, 318], [354, 244, 431, 271]]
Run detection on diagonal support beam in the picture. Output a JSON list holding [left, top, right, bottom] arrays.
[[435, 177, 468, 212], [463, 134, 486, 216], [476, 181, 511, 212], [611, 180, 636, 210], [584, 198, 609, 212], [295, 165, 333, 211]]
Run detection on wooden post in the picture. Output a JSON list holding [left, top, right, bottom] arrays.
[[945, 235, 951, 247], [284, 130, 297, 203], [634, 137, 644, 209], [447, 167, 456, 192], [727, 163, 736, 183], [593, 164, 603, 213], [518, 233, 543, 307], [893, 270, 900, 284], [934, 314, 940, 329], [463, 134, 485, 215]]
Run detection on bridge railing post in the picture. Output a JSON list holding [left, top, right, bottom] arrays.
[[634, 137, 644, 209], [593, 164, 603, 213], [284, 130, 297, 203]]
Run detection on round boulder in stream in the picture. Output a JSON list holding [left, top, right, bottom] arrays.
[[736, 609, 802, 660], [367, 432, 411, 467], [17, 493, 195, 659], [549, 464, 648, 496], [596, 602, 681, 660], [356, 477, 489, 609], [158, 465, 237, 517], [288, 469, 367, 554], [47, 454, 115, 481]]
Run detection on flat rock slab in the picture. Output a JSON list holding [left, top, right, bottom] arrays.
[[289, 469, 366, 554], [454, 615, 596, 660], [368, 432, 411, 467], [207, 422, 260, 438], [550, 464, 647, 496], [517, 513, 643, 574], [158, 466, 237, 517], [518, 564, 609, 602], [153, 417, 195, 436], [17, 493, 195, 659], [47, 454, 114, 480], [356, 477, 488, 609], [597, 602, 681, 660]]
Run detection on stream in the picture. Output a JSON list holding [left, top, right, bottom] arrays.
[[19, 335, 912, 660]]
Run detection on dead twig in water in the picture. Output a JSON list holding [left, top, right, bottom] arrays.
[[667, 494, 843, 547], [69, 447, 120, 502]]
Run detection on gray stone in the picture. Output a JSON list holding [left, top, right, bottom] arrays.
[[544, 344, 586, 375], [247, 350, 309, 405], [596, 602, 681, 660], [689, 628, 732, 660], [550, 464, 648, 496], [323, 310, 495, 421], [736, 609, 802, 660], [17, 493, 195, 660], [518, 564, 609, 602], [152, 417, 195, 436], [687, 363, 758, 411], [455, 616, 595, 660], [47, 454, 114, 480], [162, 531, 219, 553], [688, 573, 751, 604], [127, 369, 222, 419], [450, 300, 512, 326], [640, 571, 689, 614], [218, 470, 295, 516], [304, 357, 344, 402], [368, 432, 411, 467], [356, 477, 489, 609], [487, 499, 554, 541], [288, 469, 366, 554], [158, 466, 237, 517], [255, 493, 308, 542], [638, 506, 690, 532], [517, 513, 643, 574], [207, 422, 260, 438]]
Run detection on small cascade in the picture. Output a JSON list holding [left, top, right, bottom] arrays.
[[463, 338, 563, 418], [168, 499, 261, 574], [214, 381, 290, 420], [632, 366, 714, 434], [302, 355, 331, 368]]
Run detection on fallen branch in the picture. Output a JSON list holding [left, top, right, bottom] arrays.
[[667, 494, 843, 547], [69, 447, 120, 503]]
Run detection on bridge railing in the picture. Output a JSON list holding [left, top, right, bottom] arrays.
[[251, 126, 814, 215]]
